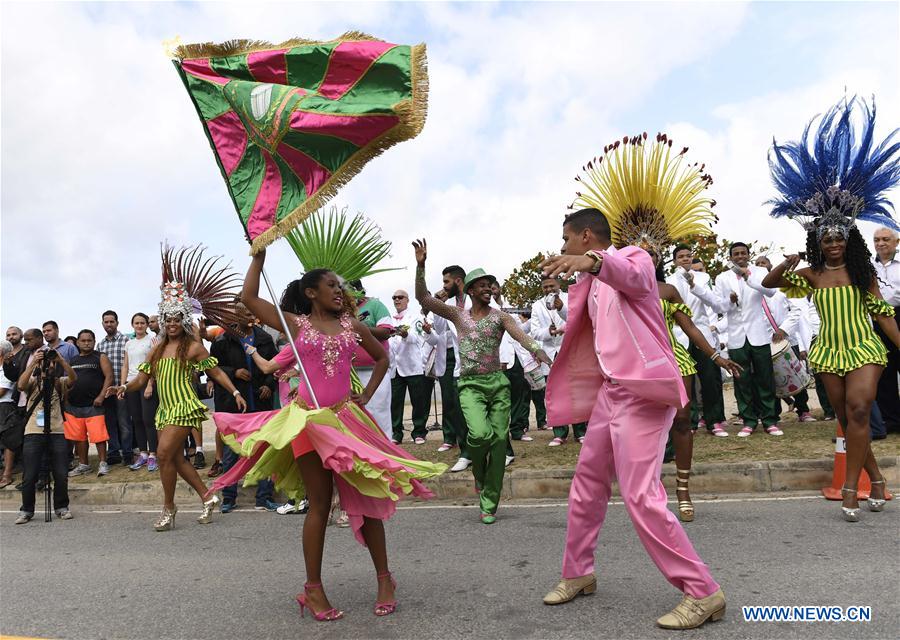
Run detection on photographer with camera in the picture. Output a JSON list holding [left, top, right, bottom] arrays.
[[14, 345, 78, 524]]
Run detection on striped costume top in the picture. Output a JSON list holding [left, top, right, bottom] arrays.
[[782, 271, 894, 376], [661, 299, 697, 377], [138, 356, 218, 429]]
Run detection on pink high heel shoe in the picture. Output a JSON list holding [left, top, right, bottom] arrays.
[[296, 582, 343, 622], [374, 571, 398, 616]]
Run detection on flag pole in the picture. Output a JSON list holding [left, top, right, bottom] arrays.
[[260, 265, 320, 409]]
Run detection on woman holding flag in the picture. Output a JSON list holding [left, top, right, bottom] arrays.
[[210, 249, 446, 621]]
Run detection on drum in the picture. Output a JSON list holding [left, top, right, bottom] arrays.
[[770, 339, 813, 398]]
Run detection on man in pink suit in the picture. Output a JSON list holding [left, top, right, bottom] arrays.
[[540, 208, 725, 630]]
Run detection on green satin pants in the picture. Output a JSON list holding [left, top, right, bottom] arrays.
[[458, 371, 510, 515]]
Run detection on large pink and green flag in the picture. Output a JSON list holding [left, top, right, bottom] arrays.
[[172, 32, 427, 254]]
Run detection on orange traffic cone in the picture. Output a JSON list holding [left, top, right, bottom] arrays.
[[822, 424, 893, 501]]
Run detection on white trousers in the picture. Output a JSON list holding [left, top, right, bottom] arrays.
[[357, 368, 392, 438]]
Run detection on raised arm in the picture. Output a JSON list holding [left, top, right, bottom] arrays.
[[868, 282, 900, 349], [761, 255, 802, 289], [499, 311, 551, 366], [745, 268, 778, 298], [412, 239, 463, 324], [242, 250, 300, 340], [594, 247, 658, 300], [669, 291, 743, 378]]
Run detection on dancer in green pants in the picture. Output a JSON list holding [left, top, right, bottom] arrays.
[[413, 239, 550, 523]]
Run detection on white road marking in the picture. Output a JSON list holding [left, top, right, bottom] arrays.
[[0, 493, 829, 515]]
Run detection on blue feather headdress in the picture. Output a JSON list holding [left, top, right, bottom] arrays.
[[767, 96, 900, 239]]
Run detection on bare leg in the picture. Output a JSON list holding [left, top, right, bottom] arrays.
[[1, 448, 15, 482], [671, 376, 694, 520], [360, 517, 395, 603], [96, 441, 107, 464], [156, 426, 190, 509], [297, 450, 337, 613], [174, 446, 211, 498], [845, 366, 886, 501], [74, 441, 89, 466], [214, 431, 224, 464], [821, 367, 884, 509]]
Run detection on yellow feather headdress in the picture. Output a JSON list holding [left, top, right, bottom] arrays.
[[571, 132, 717, 254]]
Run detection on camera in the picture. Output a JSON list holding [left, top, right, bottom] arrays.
[[45, 349, 58, 361]]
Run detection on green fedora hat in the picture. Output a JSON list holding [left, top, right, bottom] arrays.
[[464, 268, 494, 292]]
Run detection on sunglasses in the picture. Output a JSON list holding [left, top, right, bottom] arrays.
[[392, 295, 407, 300]]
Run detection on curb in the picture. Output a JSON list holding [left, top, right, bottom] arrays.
[[2, 456, 897, 506]]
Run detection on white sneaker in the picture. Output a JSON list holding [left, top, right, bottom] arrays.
[[505, 455, 514, 467], [519, 435, 534, 442], [56, 508, 74, 520], [436, 443, 455, 452], [97, 461, 109, 476], [68, 463, 91, 477], [449, 457, 471, 472], [548, 437, 566, 447]]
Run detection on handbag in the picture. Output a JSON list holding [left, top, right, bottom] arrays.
[[0, 394, 41, 451]]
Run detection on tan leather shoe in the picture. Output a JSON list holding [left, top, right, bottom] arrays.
[[656, 588, 726, 629], [542, 574, 597, 605]]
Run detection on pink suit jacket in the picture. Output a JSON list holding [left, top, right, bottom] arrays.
[[546, 245, 688, 426]]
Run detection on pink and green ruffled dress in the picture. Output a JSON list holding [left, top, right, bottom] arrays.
[[209, 314, 446, 545]]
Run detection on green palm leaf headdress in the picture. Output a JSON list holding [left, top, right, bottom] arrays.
[[285, 205, 400, 293]]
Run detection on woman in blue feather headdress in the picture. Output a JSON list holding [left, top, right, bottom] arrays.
[[762, 97, 900, 523]]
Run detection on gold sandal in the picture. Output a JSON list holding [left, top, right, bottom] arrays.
[[676, 469, 694, 522]]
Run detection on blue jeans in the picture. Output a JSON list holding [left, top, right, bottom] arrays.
[[870, 403, 886, 439], [221, 446, 273, 505], [103, 396, 132, 460]]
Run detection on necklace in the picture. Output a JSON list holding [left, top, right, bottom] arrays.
[[824, 263, 846, 270]]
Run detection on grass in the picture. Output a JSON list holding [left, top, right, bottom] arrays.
[[409, 420, 900, 470]]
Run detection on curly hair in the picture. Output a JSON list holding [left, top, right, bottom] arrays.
[[805, 226, 877, 293]]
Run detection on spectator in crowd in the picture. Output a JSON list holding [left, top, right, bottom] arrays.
[[41, 321, 78, 363], [872, 226, 899, 434], [690, 242, 783, 436], [691, 258, 706, 272], [349, 279, 394, 437], [64, 336, 77, 347], [669, 246, 730, 435], [0, 340, 19, 488], [15, 348, 78, 523], [755, 256, 816, 422], [210, 298, 278, 512], [433, 266, 472, 472], [5, 329, 44, 490], [97, 310, 131, 465], [532, 277, 587, 445], [65, 330, 113, 477], [148, 315, 161, 337], [389, 289, 434, 445], [122, 313, 158, 471]]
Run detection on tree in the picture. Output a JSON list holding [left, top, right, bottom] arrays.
[[501, 252, 573, 308], [674, 235, 778, 279]]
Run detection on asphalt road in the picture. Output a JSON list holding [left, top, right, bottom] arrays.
[[1, 495, 897, 640]]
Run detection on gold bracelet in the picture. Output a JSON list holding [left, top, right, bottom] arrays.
[[584, 250, 604, 274]]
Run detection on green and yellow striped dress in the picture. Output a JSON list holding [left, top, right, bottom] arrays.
[[661, 299, 697, 377], [138, 356, 218, 429], [782, 271, 894, 376]]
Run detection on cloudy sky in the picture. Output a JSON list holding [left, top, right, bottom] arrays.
[[2, 1, 898, 339]]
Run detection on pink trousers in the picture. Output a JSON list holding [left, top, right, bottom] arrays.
[[562, 382, 719, 598]]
